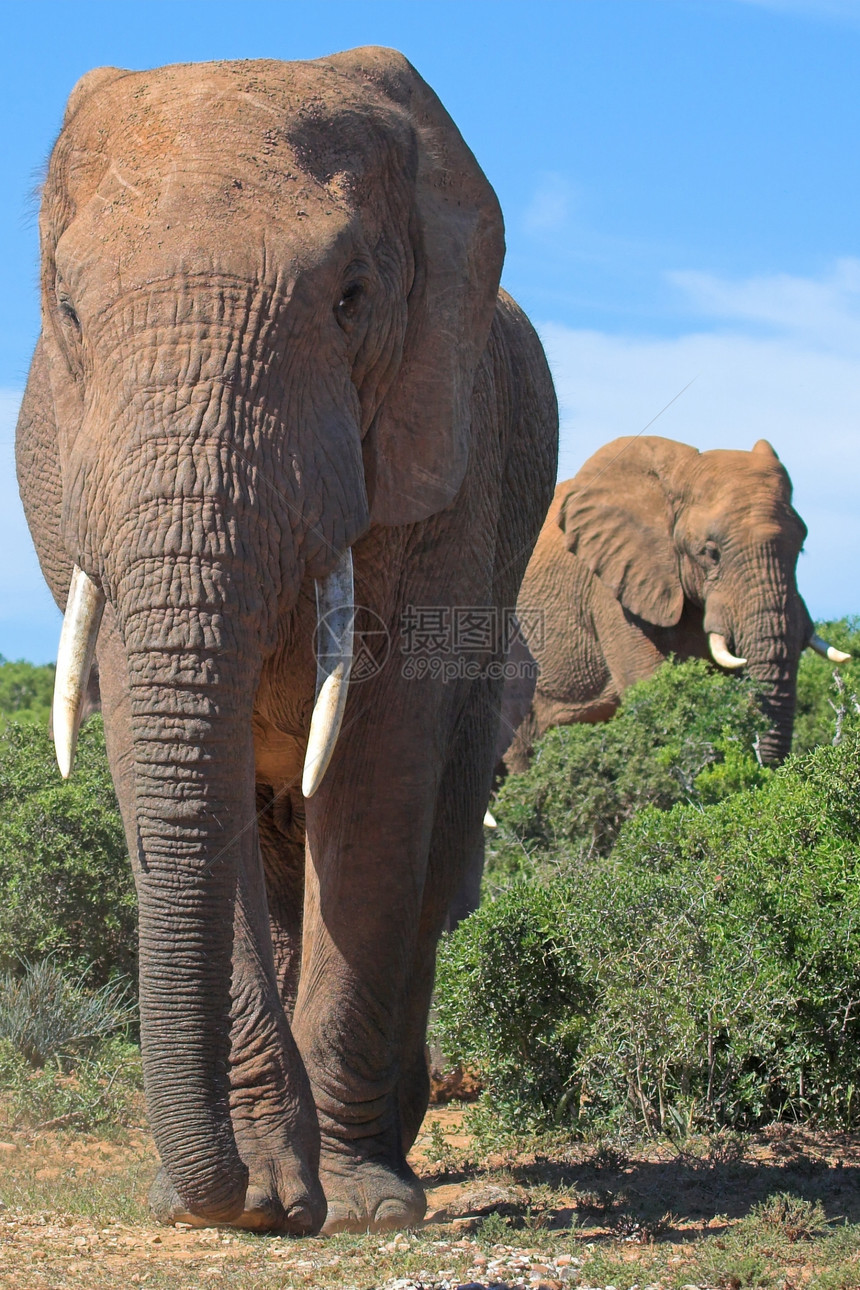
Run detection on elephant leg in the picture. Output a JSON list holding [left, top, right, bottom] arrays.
[[221, 843, 325, 1233], [293, 693, 450, 1234], [399, 675, 500, 1150], [503, 701, 540, 773], [97, 621, 323, 1233]]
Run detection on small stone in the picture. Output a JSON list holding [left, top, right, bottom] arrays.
[[148, 1234, 162, 1245], [73, 1235, 88, 1248], [173, 1221, 193, 1230]]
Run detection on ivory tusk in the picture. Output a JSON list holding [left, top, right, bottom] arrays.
[[708, 632, 747, 670], [302, 548, 355, 798], [483, 809, 498, 829], [53, 565, 105, 778], [808, 633, 851, 665]]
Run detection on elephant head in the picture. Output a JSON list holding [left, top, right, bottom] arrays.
[[32, 50, 503, 1219], [558, 435, 846, 764]]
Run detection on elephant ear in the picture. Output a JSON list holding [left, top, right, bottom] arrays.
[[329, 48, 505, 525], [63, 67, 130, 124], [558, 435, 699, 628]]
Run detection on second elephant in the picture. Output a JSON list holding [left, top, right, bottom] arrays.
[[505, 435, 846, 772]]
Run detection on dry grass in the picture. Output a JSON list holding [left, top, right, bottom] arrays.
[[1, 1108, 860, 1288]]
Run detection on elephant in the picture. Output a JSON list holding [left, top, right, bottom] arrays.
[[15, 49, 558, 1234], [503, 435, 849, 774]]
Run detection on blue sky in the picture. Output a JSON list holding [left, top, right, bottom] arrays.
[[1, 0, 858, 661]]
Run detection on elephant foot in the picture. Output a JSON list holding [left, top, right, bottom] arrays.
[[319, 1149, 426, 1234], [149, 1161, 326, 1235]]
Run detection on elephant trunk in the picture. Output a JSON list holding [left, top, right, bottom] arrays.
[[737, 609, 802, 766], [703, 542, 809, 766], [125, 573, 262, 1221], [746, 659, 797, 765]]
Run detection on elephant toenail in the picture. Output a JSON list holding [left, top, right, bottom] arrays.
[[284, 1201, 322, 1235], [373, 1198, 409, 1229]]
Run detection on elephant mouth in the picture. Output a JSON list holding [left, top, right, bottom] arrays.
[[52, 550, 358, 797]]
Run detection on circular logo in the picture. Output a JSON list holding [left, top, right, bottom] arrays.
[[312, 603, 391, 686]]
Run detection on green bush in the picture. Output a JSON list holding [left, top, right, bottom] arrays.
[[436, 733, 860, 1136], [487, 658, 769, 885], [0, 656, 55, 729], [793, 618, 860, 754], [0, 958, 135, 1067], [434, 882, 593, 1132], [0, 718, 135, 983]]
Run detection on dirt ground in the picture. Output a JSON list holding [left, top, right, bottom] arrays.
[[1, 1106, 860, 1289]]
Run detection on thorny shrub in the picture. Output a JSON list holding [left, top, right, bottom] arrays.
[[436, 732, 860, 1136]]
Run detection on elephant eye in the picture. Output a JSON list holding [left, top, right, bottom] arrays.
[[335, 281, 365, 327], [58, 294, 81, 332], [701, 543, 720, 566]]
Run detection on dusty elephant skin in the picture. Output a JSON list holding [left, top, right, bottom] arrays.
[[505, 434, 822, 773], [15, 49, 558, 1235]]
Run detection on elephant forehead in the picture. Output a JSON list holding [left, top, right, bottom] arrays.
[[682, 498, 805, 552], [695, 449, 791, 492], [54, 166, 361, 303], [58, 59, 414, 215], [49, 62, 416, 300]]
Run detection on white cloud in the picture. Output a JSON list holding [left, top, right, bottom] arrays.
[[539, 261, 860, 619], [669, 258, 860, 353]]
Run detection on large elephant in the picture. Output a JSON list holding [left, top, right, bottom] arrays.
[[16, 50, 557, 1234], [504, 435, 848, 772]]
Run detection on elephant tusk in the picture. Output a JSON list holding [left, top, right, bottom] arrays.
[[808, 633, 851, 665], [302, 548, 355, 798], [708, 632, 747, 670], [483, 809, 498, 829], [53, 565, 105, 779]]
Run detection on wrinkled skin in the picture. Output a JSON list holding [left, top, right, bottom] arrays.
[[504, 435, 813, 773], [16, 50, 557, 1234]]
